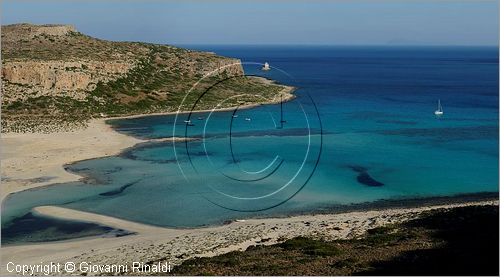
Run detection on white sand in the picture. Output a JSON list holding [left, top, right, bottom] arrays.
[[0, 119, 200, 202], [1, 119, 143, 201], [1, 201, 498, 273], [2, 201, 497, 276]]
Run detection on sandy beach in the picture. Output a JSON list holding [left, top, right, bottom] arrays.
[[2, 200, 497, 276], [0, 119, 143, 201]]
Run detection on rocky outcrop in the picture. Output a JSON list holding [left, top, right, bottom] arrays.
[[2, 60, 136, 101], [33, 24, 76, 37], [204, 58, 244, 76], [2, 23, 77, 43], [153, 49, 244, 77], [2, 56, 243, 103]]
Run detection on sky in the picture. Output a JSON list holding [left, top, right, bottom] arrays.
[[2, 0, 499, 46]]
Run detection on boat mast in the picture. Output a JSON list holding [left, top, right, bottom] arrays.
[[277, 94, 286, 129], [280, 95, 283, 122]]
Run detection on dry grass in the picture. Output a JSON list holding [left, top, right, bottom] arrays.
[[172, 205, 499, 276]]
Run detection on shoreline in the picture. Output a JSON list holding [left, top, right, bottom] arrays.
[[4, 191, 498, 234], [0, 119, 143, 202], [2, 200, 497, 275], [104, 81, 296, 121], [264, 191, 500, 219]]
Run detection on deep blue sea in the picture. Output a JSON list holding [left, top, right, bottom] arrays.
[[2, 46, 499, 244]]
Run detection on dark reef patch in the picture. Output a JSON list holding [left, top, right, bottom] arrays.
[[99, 179, 141, 197], [347, 165, 385, 187], [119, 141, 177, 163], [357, 172, 384, 187], [103, 166, 123, 175]]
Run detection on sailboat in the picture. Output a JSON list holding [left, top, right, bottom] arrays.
[[277, 94, 286, 129], [261, 62, 270, 71], [434, 99, 444, 116]]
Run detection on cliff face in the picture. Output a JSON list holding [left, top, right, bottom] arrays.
[[2, 24, 243, 105], [3, 60, 136, 101], [1, 24, 283, 133]]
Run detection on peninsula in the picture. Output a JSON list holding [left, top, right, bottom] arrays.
[[1, 23, 294, 133]]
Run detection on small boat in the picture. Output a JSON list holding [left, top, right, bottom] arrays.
[[434, 99, 444, 116], [261, 62, 270, 71], [245, 118, 251, 121], [197, 117, 204, 120], [184, 119, 191, 123], [232, 115, 239, 118]]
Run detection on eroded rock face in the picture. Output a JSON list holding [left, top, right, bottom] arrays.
[[33, 25, 76, 37], [154, 49, 244, 77], [2, 57, 244, 102], [2, 23, 77, 43], [204, 59, 244, 76], [2, 60, 136, 101]]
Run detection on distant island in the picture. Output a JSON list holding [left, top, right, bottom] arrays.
[[1, 23, 293, 133]]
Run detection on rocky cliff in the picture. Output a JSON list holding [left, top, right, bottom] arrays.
[[3, 60, 135, 101], [1, 24, 283, 133]]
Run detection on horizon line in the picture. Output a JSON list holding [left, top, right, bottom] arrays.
[[2, 23, 497, 48], [173, 43, 499, 47]]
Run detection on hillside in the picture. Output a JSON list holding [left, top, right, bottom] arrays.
[[1, 23, 292, 133], [173, 205, 499, 276]]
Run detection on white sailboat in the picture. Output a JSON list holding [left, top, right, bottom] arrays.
[[261, 62, 270, 71], [434, 99, 444, 116]]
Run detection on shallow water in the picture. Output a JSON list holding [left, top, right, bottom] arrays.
[[2, 46, 498, 243]]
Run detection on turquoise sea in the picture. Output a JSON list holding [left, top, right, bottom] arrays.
[[2, 46, 499, 244]]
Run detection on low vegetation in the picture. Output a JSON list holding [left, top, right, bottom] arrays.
[[171, 205, 499, 276]]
